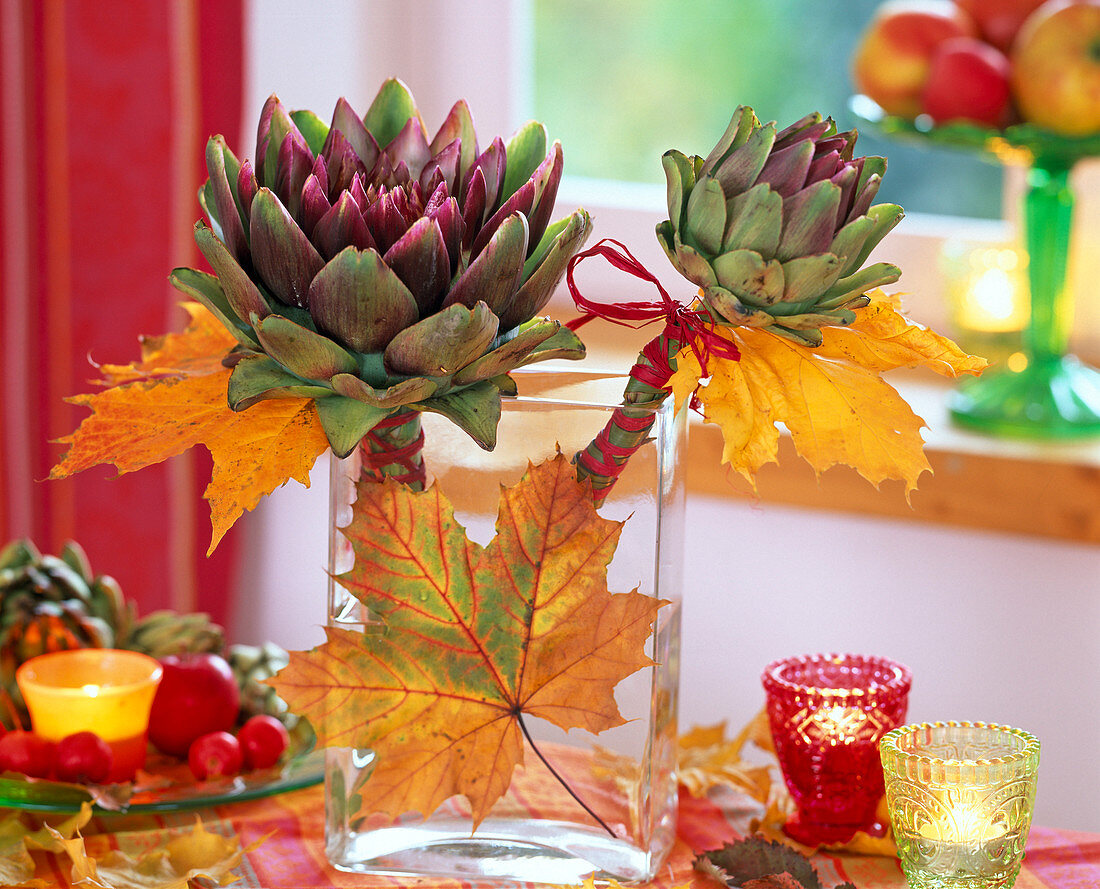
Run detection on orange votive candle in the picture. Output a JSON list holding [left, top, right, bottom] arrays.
[[17, 649, 162, 783]]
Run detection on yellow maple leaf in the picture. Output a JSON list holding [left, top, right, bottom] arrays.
[[671, 292, 986, 494], [0, 816, 41, 888], [89, 817, 267, 889], [0, 804, 94, 888], [51, 303, 330, 552], [679, 719, 773, 804], [815, 297, 988, 378]]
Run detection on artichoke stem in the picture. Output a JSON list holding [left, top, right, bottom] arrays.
[[574, 331, 680, 506], [357, 409, 426, 490]]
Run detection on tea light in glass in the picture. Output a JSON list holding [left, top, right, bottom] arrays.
[[17, 649, 163, 782], [880, 721, 1040, 889], [762, 653, 912, 845]]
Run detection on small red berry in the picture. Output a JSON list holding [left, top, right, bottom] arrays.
[[55, 731, 113, 784], [188, 731, 242, 780], [238, 715, 290, 770], [0, 731, 56, 778]]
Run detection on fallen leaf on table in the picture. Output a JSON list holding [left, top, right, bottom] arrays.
[[270, 453, 664, 827], [43, 824, 101, 886], [0, 803, 93, 888], [677, 785, 737, 852], [548, 879, 694, 889], [743, 875, 808, 889], [51, 302, 329, 553], [679, 717, 773, 803], [739, 707, 776, 756], [670, 292, 986, 494], [19, 802, 93, 852], [697, 836, 855, 889], [88, 817, 269, 889], [0, 805, 264, 889], [0, 817, 39, 888], [828, 827, 897, 858], [751, 794, 897, 858]]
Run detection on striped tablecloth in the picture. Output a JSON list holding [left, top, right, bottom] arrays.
[[22, 762, 1100, 888]]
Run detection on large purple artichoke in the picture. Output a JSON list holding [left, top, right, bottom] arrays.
[[172, 78, 590, 456]]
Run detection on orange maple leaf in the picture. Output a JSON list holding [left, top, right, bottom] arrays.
[[269, 453, 664, 827], [51, 303, 330, 553], [97, 301, 239, 383], [670, 292, 987, 495]]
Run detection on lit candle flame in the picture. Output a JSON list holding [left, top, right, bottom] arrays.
[[919, 803, 1008, 843]]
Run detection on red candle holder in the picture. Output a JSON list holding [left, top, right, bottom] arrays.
[[762, 653, 912, 846]]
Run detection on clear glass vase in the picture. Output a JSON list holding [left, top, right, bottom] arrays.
[[324, 369, 686, 883]]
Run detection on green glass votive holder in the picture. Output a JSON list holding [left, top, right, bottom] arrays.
[[880, 722, 1040, 889]]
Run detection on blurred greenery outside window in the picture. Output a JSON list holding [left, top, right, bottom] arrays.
[[530, 0, 1004, 220]]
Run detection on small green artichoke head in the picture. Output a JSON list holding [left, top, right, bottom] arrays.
[[657, 106, 905, 346], [172, 78, 591, 456]]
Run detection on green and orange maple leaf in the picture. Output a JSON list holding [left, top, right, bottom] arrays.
[[50, 303, 330, 553], [671, 292, 987, 493], [269, 452, 664, 827]]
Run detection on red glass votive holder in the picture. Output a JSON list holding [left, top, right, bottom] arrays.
[[762, 653, 912, 846]]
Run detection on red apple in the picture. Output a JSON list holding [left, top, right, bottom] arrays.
[[853, 0, 979, 119], [921, 37, 1013, 125], [1011, 0, 1100, 135], [147, 653, 240, 757], [954, 0, 1049, 51]]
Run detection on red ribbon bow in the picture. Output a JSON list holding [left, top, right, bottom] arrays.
[[565, 238, 740, 376]]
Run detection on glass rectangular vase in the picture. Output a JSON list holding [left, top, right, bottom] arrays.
[[324, 369, 685, 883]]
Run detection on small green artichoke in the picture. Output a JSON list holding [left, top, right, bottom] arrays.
[[173, 78, 590, 456], [658, 107, 905, 346]]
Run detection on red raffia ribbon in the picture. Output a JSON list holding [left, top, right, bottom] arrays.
[[359, 410, 426, 488], [565, 238, 740, 380], [580, 412, 655, 478]]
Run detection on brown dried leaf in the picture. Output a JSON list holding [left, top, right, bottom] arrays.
[[744, 875, 805, 889], [697, 836, 823, 889]]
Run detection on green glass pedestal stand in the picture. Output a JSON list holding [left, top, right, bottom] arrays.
[[852, 96, 1100, 439]]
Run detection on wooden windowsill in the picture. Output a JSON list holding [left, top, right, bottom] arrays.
[[575, 321, 1100, 545]]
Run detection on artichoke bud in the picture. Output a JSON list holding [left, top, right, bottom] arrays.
[[178, 78, 592, 453], [658, 105, 905, 344]]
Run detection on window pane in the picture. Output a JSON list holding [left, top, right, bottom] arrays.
[[532, 0, 1004, 219]]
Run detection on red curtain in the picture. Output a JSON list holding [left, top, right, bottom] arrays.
[[1, 0, 245, 629]]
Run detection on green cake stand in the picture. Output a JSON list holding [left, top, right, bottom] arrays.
[[852, 95, 1100, 439]]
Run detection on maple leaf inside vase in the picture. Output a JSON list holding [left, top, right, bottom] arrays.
[[273, 375, 686, 883]]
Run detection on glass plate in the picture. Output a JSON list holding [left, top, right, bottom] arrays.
[[0, 743, 324, 814], [849, 94, 1100, 166]]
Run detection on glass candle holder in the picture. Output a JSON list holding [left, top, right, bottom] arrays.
[[762, 653, 912, 845], [17, 649, 162, 782], [880, 722, 1040, 889]]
